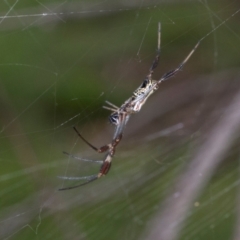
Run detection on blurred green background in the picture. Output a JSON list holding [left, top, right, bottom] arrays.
[[0, 0, 240, 239]]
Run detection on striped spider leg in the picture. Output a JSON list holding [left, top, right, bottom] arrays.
[[58, 112, 129, 190]]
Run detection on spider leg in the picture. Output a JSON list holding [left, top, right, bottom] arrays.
[[59, 150, 114, 190], [105, 101, 119, 109], [103, 101, 120, 113], [63, 151, 103, 164], [59, 117, 125, 190], [73, 126, 110, 153], [58, 175, 98, 190], [158, 41, 200, 83], [58, 174, 97, 180], [102, 106, 118, 112]]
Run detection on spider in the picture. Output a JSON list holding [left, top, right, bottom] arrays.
[[59, 23, 199, 190]]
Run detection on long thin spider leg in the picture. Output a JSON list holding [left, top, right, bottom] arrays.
[[73, 126, 109, 153], [146, 22, 161, 79], [105, 101, 119, 109], [60, 121, 125, 190], [58, 174, 97, 180], [63, 151, 103, 164], [102, 106, 118, 112], [58, 175, 98, 191], [158, 41, 200, 83], [103, 101, 120, 113]]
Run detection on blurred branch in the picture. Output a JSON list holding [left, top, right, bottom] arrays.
[[143, 85, 240, 240]]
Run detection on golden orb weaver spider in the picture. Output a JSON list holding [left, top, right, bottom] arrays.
[[59, 23, 199, 190]]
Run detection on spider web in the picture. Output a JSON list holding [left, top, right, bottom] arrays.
[[0, 0, 240, 239]]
